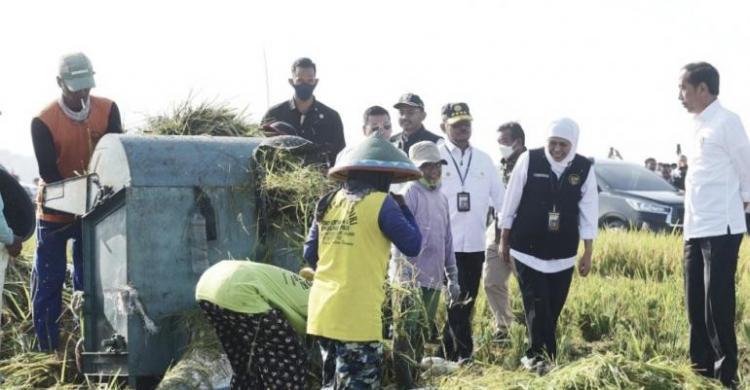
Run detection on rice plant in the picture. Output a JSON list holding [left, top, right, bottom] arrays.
[[140, 96, 261, 138], [5, 100, 750, 388]]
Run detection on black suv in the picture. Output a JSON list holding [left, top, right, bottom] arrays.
[[594, 159, 684, 231]]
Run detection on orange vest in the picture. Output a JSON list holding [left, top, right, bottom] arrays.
[[36, 96, 113, 223]]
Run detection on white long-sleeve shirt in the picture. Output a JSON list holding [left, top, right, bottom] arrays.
[[684, 100, 750, 239], [439, 139, 504, 253], [499, 151, 598, 273]]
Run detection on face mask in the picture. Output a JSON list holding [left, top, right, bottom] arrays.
[[419, 177, 440, 190], [293, 83, 316, 100], [499, 144, 515, 159]]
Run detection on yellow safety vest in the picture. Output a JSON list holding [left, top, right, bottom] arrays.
[[307, 191, 390, 341]]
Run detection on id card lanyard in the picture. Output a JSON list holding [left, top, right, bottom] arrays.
[[444, 145, 473, 212], [548, 168, 567, 232]]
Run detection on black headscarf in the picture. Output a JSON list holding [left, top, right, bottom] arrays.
[[344, 170, 393, 193]]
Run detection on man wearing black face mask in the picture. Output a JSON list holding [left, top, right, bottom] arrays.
[[261, 57, 345, 167]]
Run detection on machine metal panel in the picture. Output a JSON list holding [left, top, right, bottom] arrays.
[[79, 134, 308, 384], [82, 190, 128, 376], [42, 175, 91, 216], [91, 134, 258, 190]]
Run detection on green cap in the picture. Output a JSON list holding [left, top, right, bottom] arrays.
[[59, 52, 96, 92], [329, 136, 422, 183]]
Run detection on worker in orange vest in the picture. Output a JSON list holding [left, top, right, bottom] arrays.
[[30, 52, 122, 353]]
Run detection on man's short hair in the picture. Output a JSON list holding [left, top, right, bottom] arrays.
[[497, 121, 525, 145], [683, 62, 720, 96], [645, 157, 656, 164], [363, 105, 390, 125], [291, 57, 316, 74]]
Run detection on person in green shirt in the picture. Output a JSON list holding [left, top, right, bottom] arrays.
[[195, 260, 311, 390]]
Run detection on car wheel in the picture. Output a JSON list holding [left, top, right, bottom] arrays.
[[602, 217, 628, 230]]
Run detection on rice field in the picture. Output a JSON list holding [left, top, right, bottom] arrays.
[[2, 102, 746, 388], [2, 230, 748, 388], [428, 229, 750, 389]]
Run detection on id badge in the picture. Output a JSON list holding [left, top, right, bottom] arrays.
[[548, 211, 560, 232], [457, 192, 471, 212]]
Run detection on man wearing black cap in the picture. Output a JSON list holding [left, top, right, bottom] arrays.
[[390, 93, 442, 155], [437, 103, 504, 362], [261, 57, 345, 167]]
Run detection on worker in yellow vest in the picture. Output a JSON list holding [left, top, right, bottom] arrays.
[[30, 52, 122, 352], [303, 135, 422, 389]]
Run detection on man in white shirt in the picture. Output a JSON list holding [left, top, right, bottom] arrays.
[[437, 102, 504, 362], [678, 62, 750, 388], [499, 118, 598, 373]]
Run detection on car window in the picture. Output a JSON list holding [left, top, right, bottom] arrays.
[[595, 163, 677, 192]]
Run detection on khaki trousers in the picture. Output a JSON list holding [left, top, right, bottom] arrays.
[[483, 225, 514, 331]]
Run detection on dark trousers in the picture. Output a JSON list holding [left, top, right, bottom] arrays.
[[31, 220, 83, 351], [441, 251, 484, 361], [514, 259, 574, 360], [684, 233, 742, 387], [199, 301, 307, 390]]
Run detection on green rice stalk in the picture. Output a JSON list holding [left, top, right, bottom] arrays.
[[436, 353, 724, 389], [140, 97, 261, 137]]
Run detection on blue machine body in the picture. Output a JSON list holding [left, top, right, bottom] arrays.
[[78, 134, 302, 385]]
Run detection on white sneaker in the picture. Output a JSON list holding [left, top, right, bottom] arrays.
[[520, 356, 542, 371], [520, 356, 553, 375]]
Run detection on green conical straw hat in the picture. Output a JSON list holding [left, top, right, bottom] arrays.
[[328, 136, 422, 183]]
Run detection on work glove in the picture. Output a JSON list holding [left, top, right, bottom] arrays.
[[445, 264, 461, 305], [71, 291, 85, 313], [447, 280, 461, 306]]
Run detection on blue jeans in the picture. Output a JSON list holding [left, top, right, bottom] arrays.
[[32, 219, 83, 351]]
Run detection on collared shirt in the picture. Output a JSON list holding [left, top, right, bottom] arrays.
[[438, 139, 504, 253], [389, 180, 457, 289], [500, 151, 598, 273], [684, 99, 750, 239], [262, 97, 345, 166], [390, 126, 443, 155]]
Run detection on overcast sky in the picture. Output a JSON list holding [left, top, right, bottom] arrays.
[[1, 0, 749, 174]]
